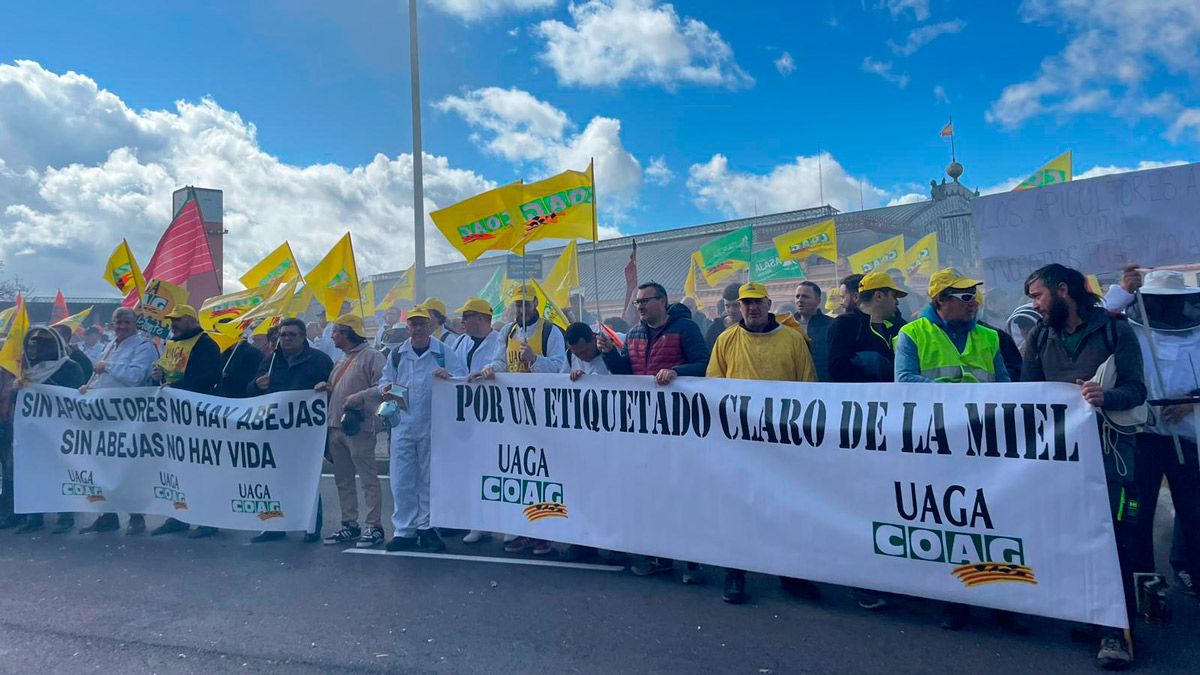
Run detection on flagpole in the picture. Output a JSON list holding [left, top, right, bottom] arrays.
[[817, 146, 824, 206], [949, 114, 956, 162], [348, 232, 365, 320], [589, 158, 601, 325], [408, 0, 426, 302]]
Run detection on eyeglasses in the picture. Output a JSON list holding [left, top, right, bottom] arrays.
[[945, 291, 978, 303], [279, 331, 304, 338], [632, 296, 664, 307]]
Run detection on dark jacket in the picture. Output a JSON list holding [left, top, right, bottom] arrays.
[[68, 347, 93, 383], [604, 303, 710, 377], [827, 309, 903, 383], [980, 320, 1023, 383], [249, 343, 334, 395], [45, 360, 86, 389], [1021, 306, 1146, 411], [705, 317, 730, 350], [797, 311, 833, 382], [217, 340, 264, 398], [161, 328, 222, 394]]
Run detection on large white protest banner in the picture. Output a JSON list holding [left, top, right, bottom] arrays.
[[432, 374, 1127, 628], [13, 384, 327, 531]]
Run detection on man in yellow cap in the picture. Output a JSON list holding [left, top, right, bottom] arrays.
[[318, 313, 387, 548], [379, 305, 467, 553], [421, 297, 458, 342], [707, 282, 818, 604], [828, 271, 907, 384], [148, 303, 223, 538]]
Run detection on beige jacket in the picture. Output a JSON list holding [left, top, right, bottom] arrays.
[[328, 344, 386, 434]]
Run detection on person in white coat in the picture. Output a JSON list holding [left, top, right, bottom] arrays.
[[450, 298, 502, 545], [378, 306, 466, 553], [1104, 268, 1200, 595]]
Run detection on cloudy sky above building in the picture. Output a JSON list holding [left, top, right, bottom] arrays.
[[1, 0, 1197, 295]]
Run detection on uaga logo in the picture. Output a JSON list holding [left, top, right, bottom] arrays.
[[482, 444, 568, 522], [231, 482, 284, 521], [874, 482, 1037, 588], [62, 469, 105, 502], [153, 472, 188, 510]]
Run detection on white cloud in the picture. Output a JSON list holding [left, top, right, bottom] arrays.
[[0, 60, 499, 295], [987, 1, 1200, 128], [888, 19, 966, 56], [533, 0, 753, 90], [428, 0, 557, 21], [883, 0, 930, 22], [436, 86, 643, 205], [774, 51, 796, 76], [980, 159, 1189, 194], [861, 57, 909, 88], [686, 152, 887, 217], [886, 193, 927, 206], [933, 84, 950, 103], [645, 156, 674, 186]]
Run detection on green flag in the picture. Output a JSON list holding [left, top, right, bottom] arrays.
[[696, 226, 753, 285], [479, 267, 506, 315], [750, 248, 806, 282]]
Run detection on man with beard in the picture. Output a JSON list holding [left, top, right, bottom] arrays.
[[1023, 263, 1145, 670], [2, 327, 86, 534], [793, 280, 832, 381]]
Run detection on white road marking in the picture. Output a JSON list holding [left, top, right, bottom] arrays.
[[342, 548, 626, 572]]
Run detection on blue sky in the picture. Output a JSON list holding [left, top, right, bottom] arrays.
[[1, 0, 1198, 294]]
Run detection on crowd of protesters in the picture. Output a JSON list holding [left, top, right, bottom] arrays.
[[1, 260, 1199, 671]]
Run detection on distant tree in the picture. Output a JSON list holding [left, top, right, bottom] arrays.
[[0, 259, 31, 303]]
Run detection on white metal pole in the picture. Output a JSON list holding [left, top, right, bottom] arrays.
[[408, 0, 426, 301]]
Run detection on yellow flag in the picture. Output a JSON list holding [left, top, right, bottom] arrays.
[[199, 283, 280, 333], [51, 307, 93, 332], [683, 257, 704, 310], [847, 235, 906, 275], [356, 281, 377, 316], [240, 242, 301, 288], [694, 250, 746, 287], [0, 298, 28, 376], [206, 329, 239, 353], [379, 265, 415, 309], [1014, 150, 1072, 191], [528, 278, 571, 330], [103, 239, 146, 298], [901, 232, 939, 280], [774, 219, 838, 264], [509, 162, 596, 250], [304, 233, 360, 318], [542, 241, 580, 307], [0, 306, 15, 335], [431, 183, 525, 262], [224, 277, 301, 337]]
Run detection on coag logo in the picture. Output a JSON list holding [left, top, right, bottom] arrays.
[[231, 482, 284, 520], [62, 469, 105, 503], [153, 472, 187, 510], [481, 444, 568, 521]]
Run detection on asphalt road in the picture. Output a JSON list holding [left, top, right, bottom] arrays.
[[0, 478, 1197, 674]]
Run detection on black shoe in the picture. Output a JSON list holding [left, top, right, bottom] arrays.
[[723, 571, 747, 604], [941, 603, 970, 631], [188, 526, 218, 539], [385, 535, 418, 552], [151, 518, 190, 536], [0, 514, 24, 530], [992, 610, 1030, 635], [250, 531, 286, 543], [780, 577, 821, 601], [1096, 631, 1133, 670], [558, 545, 594, 562], [323, 524, 362, 545], [15, 518, 44, 534], [417, 529, 446, 552], [126, 515, 146, 535], [51, 518, 74, 535], [79, 514, 119, 534]]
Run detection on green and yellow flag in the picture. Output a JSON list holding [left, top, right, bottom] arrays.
[[199, 283, 280, 333], [51, 307, 93, 332], [528, 278, 571, 331], [847, 235, 906, 275], [304, 233, 360, 318], [103, 239, 145, 298], [542, 241, 580, 307], [773, 219, 837, 264], [1014, 150, 1072, 191], [696, 226, 753, 286], [431, 183, 525, 262], [379, 265, 415, 309], [683, 256, 704, 310], [509, 162, 596, 251], [479, 267, 506, 315], [901, 232, 939, 280], [750, 248, 806, 283], [240, 242, 300, 288]]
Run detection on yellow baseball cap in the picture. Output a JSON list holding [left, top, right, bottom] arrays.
[[859, 271, 908, 297], [507, 284, 537, 303], [737, 282, 770, 301], [927, 268, 983, 298], [165, 304, 198, 319], [333, 313, 365, 338], [407, 305, 432, 320], [422, 297, 448, 317], [455, 297, 494, 316]]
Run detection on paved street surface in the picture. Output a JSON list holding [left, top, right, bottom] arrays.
[[0, 477, 1197, 674]]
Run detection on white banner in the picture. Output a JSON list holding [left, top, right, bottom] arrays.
[[432, 375, 1127, 628], [13, 384, 327, 531]]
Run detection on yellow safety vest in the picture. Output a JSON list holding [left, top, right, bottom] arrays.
[[506, 321, 545, 373], [899, 317, 999, 383]]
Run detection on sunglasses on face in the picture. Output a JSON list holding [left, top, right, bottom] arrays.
[[946, 291, 978, 303]]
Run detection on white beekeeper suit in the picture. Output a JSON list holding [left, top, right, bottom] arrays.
[[378, 332, 466, 538]]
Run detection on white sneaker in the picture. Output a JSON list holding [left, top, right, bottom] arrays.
[[462, 530, 490, 544]]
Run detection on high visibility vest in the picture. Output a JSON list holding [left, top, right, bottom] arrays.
[[899, 317, 999, 383], [506, 321, 545, 373]]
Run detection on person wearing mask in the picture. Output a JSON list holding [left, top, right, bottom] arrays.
[[383, 306, 467, 552], [705, 283, 742, 349], [321, 314, 387, 549], [450, 298, 502, 545], [1103, 269, 1200, 598], [794, 281, 832, 382], [828, 272, 906, 384], [78, 307, 160, 535], [598, 281, 710, 581], [839, 274, 864, 315], [1022, 263, 1144, 669], [149, 305, 224, 538], [421, 298, 458, 342], [707, 283, 819, 604], [3, 327, 86, 534], [51, 323, 93, 383], [474, 286, 568, 555], [248, 317, 334, 544], [81, 325, 107, 362]]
